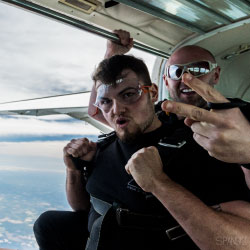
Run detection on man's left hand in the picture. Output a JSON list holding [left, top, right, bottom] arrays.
[[125, 146, 169, 192]]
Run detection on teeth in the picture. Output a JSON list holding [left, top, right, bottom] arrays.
[[182, 88, 193, 93]]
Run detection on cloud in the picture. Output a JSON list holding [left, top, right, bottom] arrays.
[[36, 202, 51, 207], [24, 217, 34, 223], [0, 141, 68, 159], [0, 2, 156, 103], [0, 116, 100, 137], [0, 2, 107, 103], [24, 210, 36, 216], [0, 238, 10, 244], [0, 165, 65, 173], [0, 217, 23, 224]]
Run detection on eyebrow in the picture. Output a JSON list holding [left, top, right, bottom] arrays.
[[98, 84, 138, 99], [99, 96, 110, 100], [118, 72, 130, 79], [117, 86, 138, 96]]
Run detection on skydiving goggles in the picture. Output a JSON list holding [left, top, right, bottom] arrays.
[[166, 61, 218, 80], [94, 78, 151, 113]]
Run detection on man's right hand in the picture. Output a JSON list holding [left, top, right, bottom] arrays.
[[161, 73, 250, 164], [105, 29, 133, 58], [63, 138, 97, 171]]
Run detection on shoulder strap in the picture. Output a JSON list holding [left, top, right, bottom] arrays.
[[82, 131, 117, 180], [97, 131, 117, 148], [235, 98, 250, 121]]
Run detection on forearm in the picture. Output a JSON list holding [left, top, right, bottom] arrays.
[[152, 177, 250, 250], [66, 168, 90, 211], [88, 84, 110, 126], [104, 49, 115, 59]]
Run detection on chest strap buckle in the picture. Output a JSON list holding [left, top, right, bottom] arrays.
[[166, 225, 187, 241]]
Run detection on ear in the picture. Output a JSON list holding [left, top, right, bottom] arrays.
[[163, 74, 169, 87], [149, 83, 158, 102], [213, 66, 221, 85]]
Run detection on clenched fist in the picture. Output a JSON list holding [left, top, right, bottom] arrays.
[[125, 146, 169, 193], [63, 138, 97, 171]]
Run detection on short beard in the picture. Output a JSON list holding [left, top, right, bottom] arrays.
[[117, 99, 155, 144], [193, 78, 216, 108], [118, 125, 143, 144]]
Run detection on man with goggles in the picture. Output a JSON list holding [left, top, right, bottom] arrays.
[[94, 79, 151, 113], [162, 45, 221, 109], [162, 45, 250, 177], [166, 60, 218, 80]]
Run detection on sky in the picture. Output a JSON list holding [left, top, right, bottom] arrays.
[[0, 2, 156, 249], [0, 1, 156, 165]]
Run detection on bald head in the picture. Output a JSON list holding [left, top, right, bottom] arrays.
[[164, 45, 220, 108], [168, 45, 216, 66]]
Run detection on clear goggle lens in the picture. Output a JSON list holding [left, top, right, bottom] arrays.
[[94, 80, 150, 113]]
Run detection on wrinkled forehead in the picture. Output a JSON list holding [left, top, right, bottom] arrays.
[[96, 77, 139, 97]]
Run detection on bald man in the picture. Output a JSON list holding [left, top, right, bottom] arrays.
[[163, 45, 220, 108]]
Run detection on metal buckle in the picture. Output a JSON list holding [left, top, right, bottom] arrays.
[[158, 140, 186, 148], [166, 225, 186, 241]]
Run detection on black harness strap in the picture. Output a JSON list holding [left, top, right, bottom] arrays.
[[86, 195, 188, 250]]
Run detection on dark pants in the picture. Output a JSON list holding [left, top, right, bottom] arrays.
[[33, 210, 89, 250], [33, 210, 199, 250]]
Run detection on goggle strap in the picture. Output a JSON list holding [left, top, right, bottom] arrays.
[[141, 85, 151, 93], [91, 106, 99, 117]]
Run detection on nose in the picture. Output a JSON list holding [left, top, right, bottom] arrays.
[[111, 99, 126, 115], [183, 68, 190, 75]]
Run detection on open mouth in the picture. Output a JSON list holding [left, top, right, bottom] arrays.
[[180, 88, 195, 94], [116, 118, 129, 128]]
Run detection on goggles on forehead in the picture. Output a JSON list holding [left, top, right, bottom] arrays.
[[94, 80, 151, 113], [166, 61, 218, 80]]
